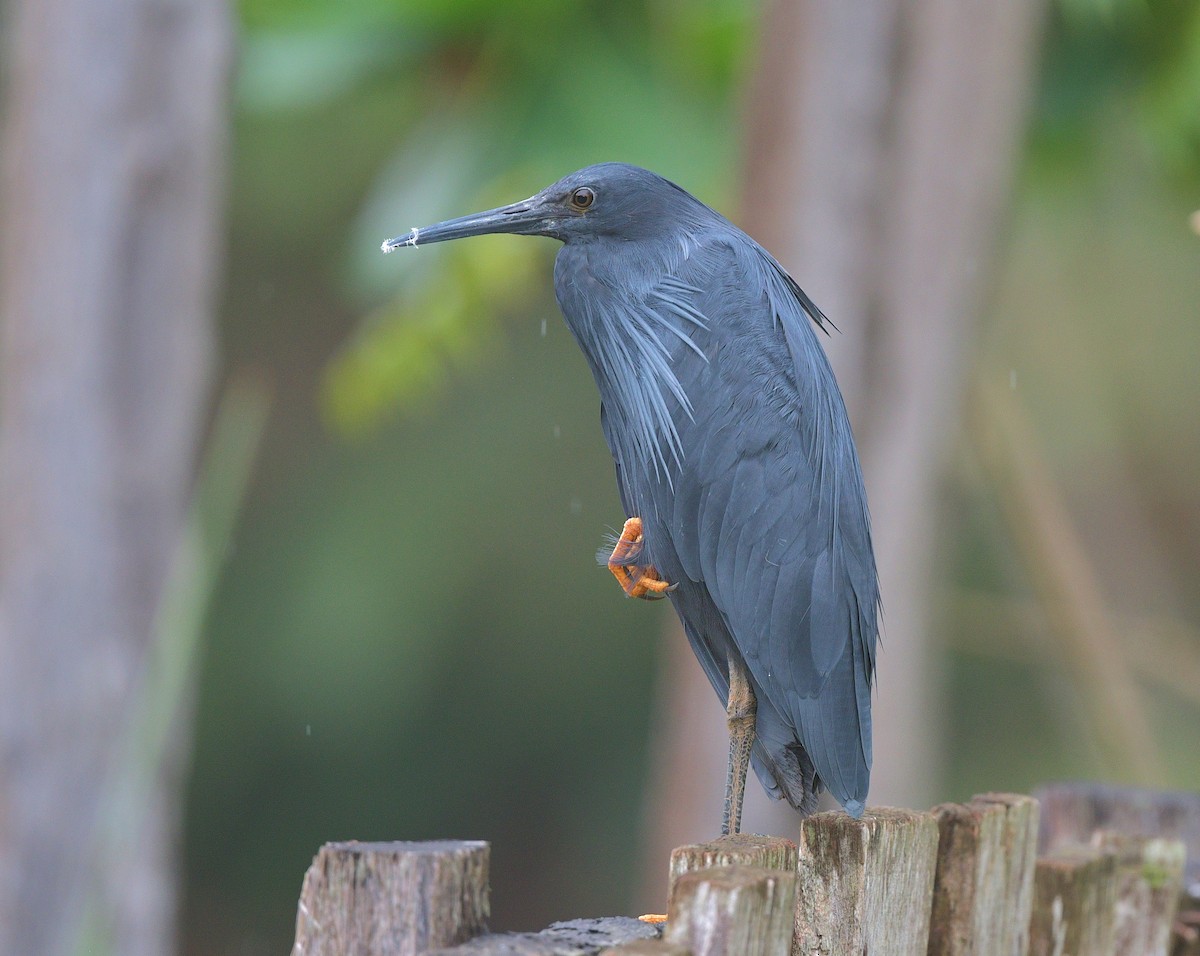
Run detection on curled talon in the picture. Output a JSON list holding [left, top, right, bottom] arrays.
[[607, 516, 675, 600]]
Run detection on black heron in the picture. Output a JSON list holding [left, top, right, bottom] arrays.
[[383, 163, 878, 834]]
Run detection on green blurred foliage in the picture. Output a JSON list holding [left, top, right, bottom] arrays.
[[184, 0, 1200, 952], [244, 0, 754, 434], [1036, 0, 1200, 177]]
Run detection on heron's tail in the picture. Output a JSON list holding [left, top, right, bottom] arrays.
[[750, 722, 823, 816], [756, 603, 873, 820]]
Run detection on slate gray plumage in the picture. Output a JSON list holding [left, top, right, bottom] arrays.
[[384, 162, 879, 822]]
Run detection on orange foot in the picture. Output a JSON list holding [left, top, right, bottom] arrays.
[[608, 517, 676, 600]]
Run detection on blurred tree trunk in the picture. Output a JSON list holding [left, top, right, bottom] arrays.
[[638, 0, 1045, 881], [0, 0, 231, 953]]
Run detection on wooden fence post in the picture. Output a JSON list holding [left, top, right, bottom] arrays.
[[283, 788, 1196, 954], [668, 834, 798, 904], [1034, 781, 1198, 956], [666, 865, 797, 956], [291, 840, 489, 956], [1094, 832, 1185, 956], [1034, 782, 1200, 873], [793, 807, 939, 955], [927, 792, 1039, 956], [1028, 845, 1118, 956]]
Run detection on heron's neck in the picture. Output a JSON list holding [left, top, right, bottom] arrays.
[[553, 240, 701, 491]]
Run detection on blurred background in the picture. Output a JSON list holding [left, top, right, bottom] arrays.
[[1, 0, 1198, 954]]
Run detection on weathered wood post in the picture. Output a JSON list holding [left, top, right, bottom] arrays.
[[927, 792, 1039, 955], [1028, 845, 1118, 956], [656, 834, 798, 956], [282, 787, 1199, 954], [1034, 781, 1198, 956], [793, 807, 939, 955], [668, 834, 799, 901], [291, 840, 489, 956], [1094, 832, 1185, 956], [1034, 782, 1200, 886], [666, 865, 798, 956]]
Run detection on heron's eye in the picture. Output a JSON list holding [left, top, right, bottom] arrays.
[[570, 187, 595, 210]]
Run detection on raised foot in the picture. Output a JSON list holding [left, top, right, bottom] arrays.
[[607, 517, 676, 601]]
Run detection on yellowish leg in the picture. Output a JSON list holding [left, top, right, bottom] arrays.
[[722, 656, 757, 836]]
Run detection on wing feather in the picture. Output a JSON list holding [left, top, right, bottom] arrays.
[[594, 229, 878, 814], [660, 237, 878, 812]]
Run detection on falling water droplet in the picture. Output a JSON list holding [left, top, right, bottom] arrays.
[[540, 318, 547, 337]]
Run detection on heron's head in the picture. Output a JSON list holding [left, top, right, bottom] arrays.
[[382, 163, 709, 252]]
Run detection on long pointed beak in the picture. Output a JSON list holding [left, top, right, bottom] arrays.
[[381, 197, 549, 253]]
